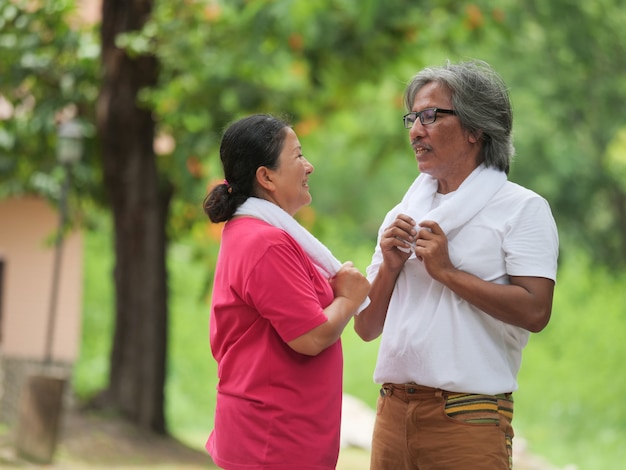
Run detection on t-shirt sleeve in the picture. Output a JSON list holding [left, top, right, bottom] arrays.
[[243, 241, 330, 343], [504, 196, 559, 281]]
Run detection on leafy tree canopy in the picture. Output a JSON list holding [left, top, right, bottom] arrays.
[[0, 0, 99, 207], [2, 0, 626, 266]]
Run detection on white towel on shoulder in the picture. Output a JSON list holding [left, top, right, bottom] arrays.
[[392, 164, 507, 251], [234, 197, 370, 312]]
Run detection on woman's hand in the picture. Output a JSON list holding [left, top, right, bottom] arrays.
[[329, 261, 370, 309], [288, 262, 370, 356]]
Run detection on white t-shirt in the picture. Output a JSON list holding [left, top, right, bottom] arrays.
[[367, 181, 559, 395]]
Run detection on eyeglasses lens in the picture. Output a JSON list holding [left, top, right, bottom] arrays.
[[421, 109, 436, 125], [404, 109, 440, 128]]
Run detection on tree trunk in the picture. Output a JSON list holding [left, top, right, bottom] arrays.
[[96, 0, 169, 433]]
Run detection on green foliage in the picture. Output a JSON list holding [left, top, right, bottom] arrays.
[[495, 0, 626, 267], [516, 250, 626, 469], [72, 213, 114, 396], [165, 241, 216, 444], [3, 0, 626, 259], [116, 0, 503, 242], [0, 0, 99, 201]]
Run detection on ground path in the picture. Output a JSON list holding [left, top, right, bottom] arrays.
[[0, 408, 566, 469]]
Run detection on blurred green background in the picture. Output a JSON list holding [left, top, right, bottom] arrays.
[[3, 0, 626, 468]]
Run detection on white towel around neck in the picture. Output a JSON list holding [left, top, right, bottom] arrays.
[[234, 197, 370, 312], [394, 164, 507, 251]]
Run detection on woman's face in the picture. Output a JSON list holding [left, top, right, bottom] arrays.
[[264, 128, 314, 216]]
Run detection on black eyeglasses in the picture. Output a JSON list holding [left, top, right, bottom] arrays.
[[403, 108, 456, 128]]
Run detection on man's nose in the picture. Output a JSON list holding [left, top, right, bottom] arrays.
[[409, 119, 425, 140]]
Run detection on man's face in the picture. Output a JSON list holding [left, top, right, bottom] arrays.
[[408, 82, 479, 192]]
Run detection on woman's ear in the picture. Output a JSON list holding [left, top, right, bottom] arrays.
[[256, 166, 275, 192]]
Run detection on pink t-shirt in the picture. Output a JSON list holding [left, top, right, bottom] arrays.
[[206, 217, 342, 470]]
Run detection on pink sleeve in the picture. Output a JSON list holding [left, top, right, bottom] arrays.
[[243, 241, 332, 343]]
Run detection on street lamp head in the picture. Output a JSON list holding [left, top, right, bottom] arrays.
[[56, 119, 84, 165]]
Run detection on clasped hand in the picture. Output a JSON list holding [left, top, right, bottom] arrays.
[[381, 214, 454, 280], [329, 262, 370, 308]]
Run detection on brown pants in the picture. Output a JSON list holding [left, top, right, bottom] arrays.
[[370, 383, 514, 470]]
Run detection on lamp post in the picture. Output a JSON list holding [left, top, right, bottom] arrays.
[[44, 119, 84, 366], [15, 118, 84, 464]]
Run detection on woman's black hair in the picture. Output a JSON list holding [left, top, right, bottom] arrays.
[[203, 114, 290, 223]]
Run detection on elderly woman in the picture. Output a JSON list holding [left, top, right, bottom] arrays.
[[203, 114, 370, 470]]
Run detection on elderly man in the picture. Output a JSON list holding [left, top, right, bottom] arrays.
[[355, 60, 559, 470]]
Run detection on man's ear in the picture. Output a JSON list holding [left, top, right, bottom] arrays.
[[468, 129, 483, 144], [256, 166, 275, 191]]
